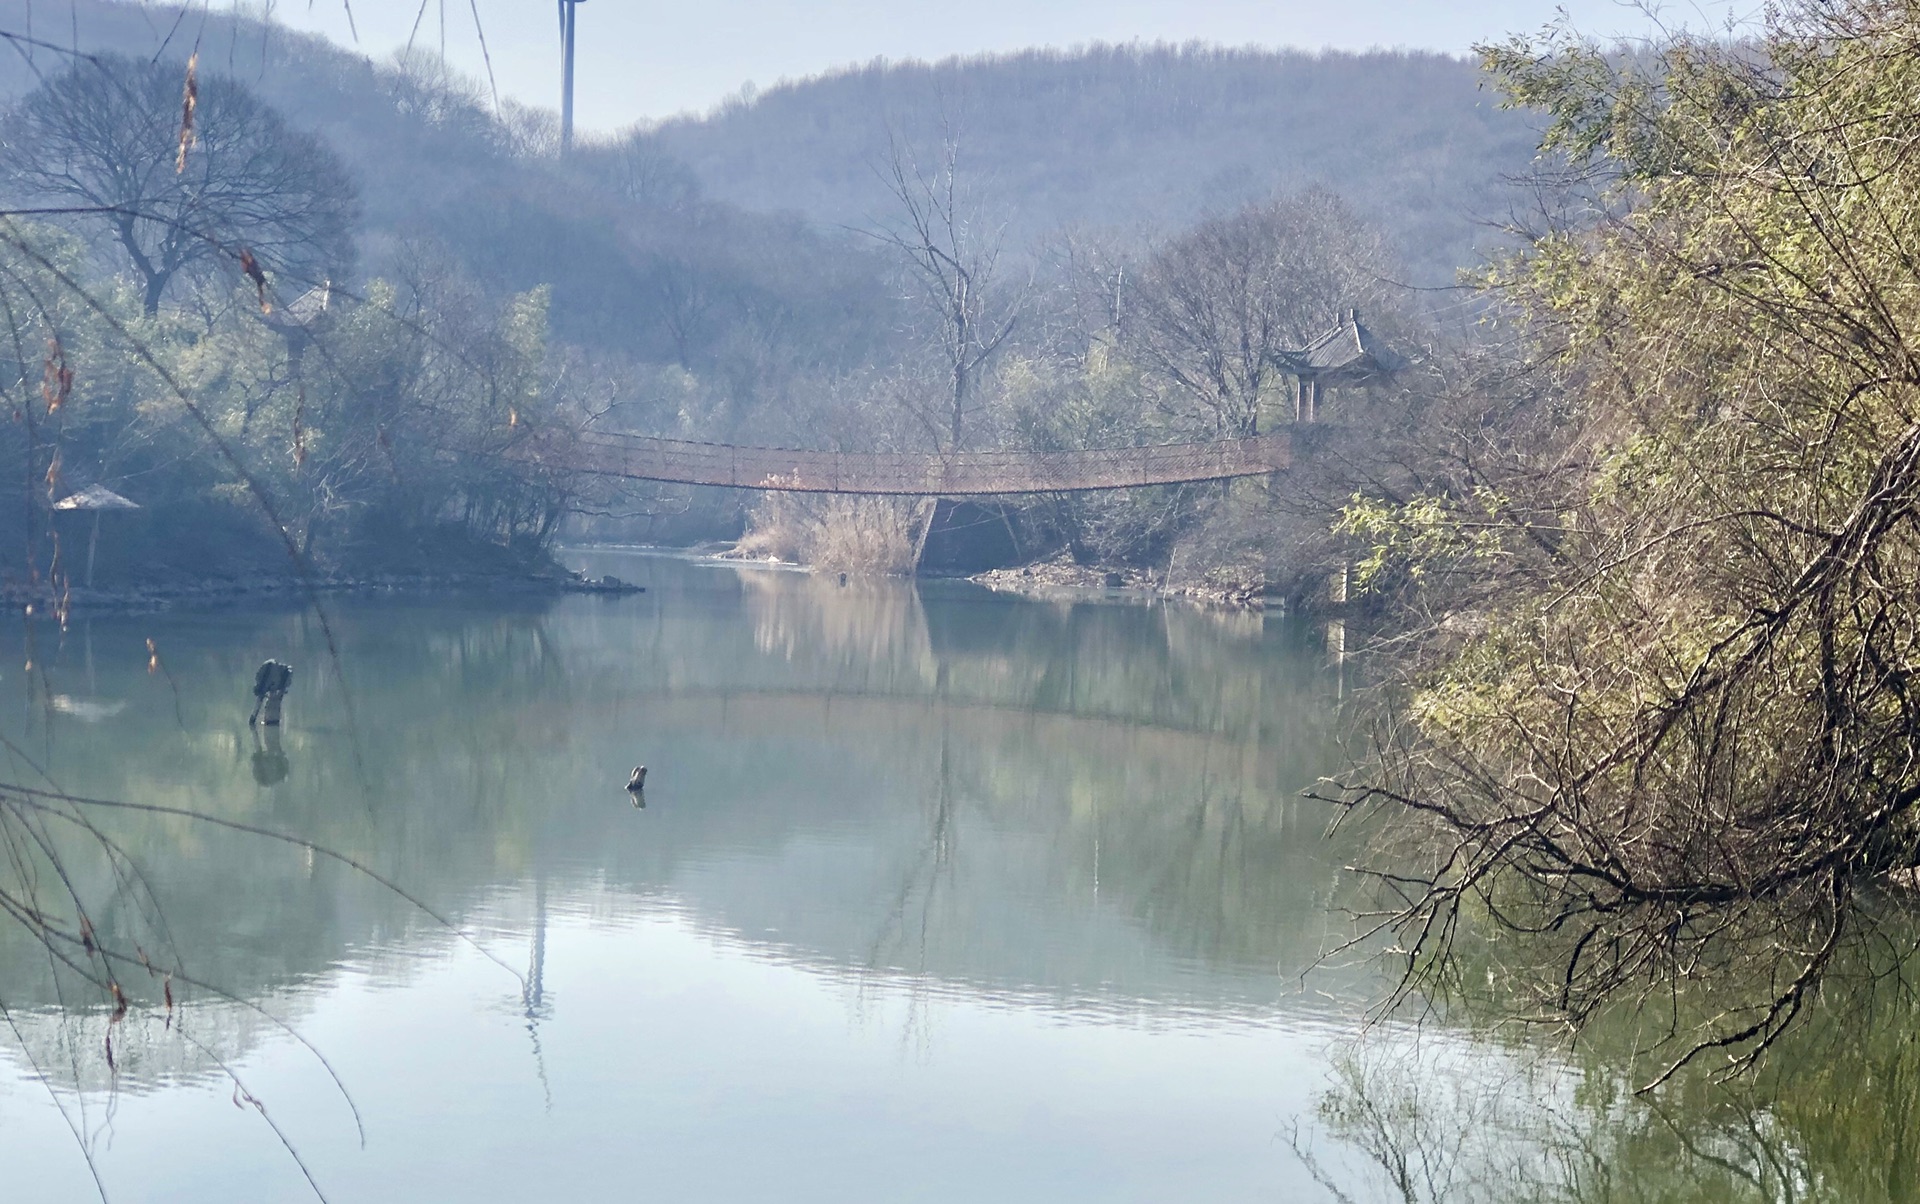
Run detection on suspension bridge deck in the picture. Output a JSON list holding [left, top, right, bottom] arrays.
[[525, 430, 1292, 495]]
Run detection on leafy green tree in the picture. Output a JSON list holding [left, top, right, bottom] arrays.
[[1336, 0, 1920, 1079], [171, 269, 578, 559]]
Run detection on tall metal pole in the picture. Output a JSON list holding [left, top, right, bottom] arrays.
[[560, 0, 582, 152]]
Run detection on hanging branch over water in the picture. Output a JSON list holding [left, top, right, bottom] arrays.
[[1327, 0, 1920, 1084]]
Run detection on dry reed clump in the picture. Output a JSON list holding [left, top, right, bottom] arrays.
[[737, 490, 925, 576]]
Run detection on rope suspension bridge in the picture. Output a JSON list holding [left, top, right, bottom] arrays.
[[533, 4, 1396, 498], [512, 313, 1399, 496], [521, 429, 1293, 495]]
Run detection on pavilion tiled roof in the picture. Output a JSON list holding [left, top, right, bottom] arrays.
[[1278, 310, 1406, 382]]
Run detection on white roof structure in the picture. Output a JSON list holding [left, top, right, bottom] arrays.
[[264, 281, 333, 332], [53, 484, 140, 511]]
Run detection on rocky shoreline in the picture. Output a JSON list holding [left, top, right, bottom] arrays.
[[1, 568, 645, 613], [967, 556, 1272, 610], [26, 546, 1281, 615], [703, 540, 1276, 609]]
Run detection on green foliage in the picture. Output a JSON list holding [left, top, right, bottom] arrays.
[[0, 214, 585, 583], [1338, 488, 1511, 589], [1341, 0, 1920, 1075]]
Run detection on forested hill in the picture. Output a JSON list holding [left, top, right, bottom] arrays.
[[647, 46, 1543, 284]]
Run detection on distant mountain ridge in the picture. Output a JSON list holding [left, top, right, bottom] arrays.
[[646, 44, 1544, 282], [0, 6, 1540, 387], [0, 9, 1543, 287]]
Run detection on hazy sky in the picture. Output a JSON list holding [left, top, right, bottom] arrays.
[[260, 0, 1757, 132]]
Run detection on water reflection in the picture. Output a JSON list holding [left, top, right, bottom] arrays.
[[250, 724, 290, 786], [1303, 985, 1920, 1203], [1, 554, 1892, 1202], [0, 553, 1369, 1202]]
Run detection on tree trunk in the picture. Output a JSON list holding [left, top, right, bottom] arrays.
[[117, 220, 168, 316], [950, 364, 967, 450], [950, 309, 972, 449], [141, 270, 167, 317]]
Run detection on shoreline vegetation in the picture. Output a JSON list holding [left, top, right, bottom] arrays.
[[726, 486, 1287, 607], [15, 533, 1267, 614], [1317, 0, 1920, 1087]]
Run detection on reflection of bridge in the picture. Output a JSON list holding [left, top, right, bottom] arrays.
[[617, 685, 1297, 748], [517, 314, 1399, 495]]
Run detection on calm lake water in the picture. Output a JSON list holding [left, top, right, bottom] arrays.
[[0, 551, 1429, 1201], [17, 552, 1885, 1203]]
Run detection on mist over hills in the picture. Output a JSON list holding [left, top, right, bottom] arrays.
[[0, 0, 892, 410], [648, 45, 1543, 284], [0, 6, 1539, 295]]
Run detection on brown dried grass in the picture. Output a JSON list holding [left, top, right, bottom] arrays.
[[738, 491, 925, 576]]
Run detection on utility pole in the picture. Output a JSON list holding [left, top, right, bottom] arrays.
[[559, 0, 584, 152]]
